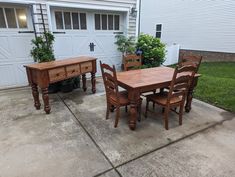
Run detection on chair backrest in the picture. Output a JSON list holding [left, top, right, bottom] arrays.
[[167, 65, 197, 104], [100, 61, 120, 102], [179, 55, 202, 73], [123, 54, 142, 71]]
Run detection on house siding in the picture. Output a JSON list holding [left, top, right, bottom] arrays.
[[34, 3, 50, 32], [140, 0, 235, 54]]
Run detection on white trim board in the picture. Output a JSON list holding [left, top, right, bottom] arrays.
[[0, 0, 36, 4], [47, 2, 130, 12]]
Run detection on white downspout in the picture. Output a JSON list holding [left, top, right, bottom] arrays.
[[136, 0, 140, 37]]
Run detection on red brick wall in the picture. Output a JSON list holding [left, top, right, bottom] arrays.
[[179, 49, 235, 62]]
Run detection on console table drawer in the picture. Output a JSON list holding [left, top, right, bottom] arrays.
[[81, 62, 92, 73], [66, 64, 80, 77], [49, 67, 66, 82]]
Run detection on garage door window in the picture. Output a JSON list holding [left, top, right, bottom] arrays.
[[0, 8, 6, 28], [0, 7, 28, 29], [55, 11, 87, 30], [95, 14, 120, 30]]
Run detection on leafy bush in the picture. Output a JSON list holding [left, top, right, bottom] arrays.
[[31, 32, 55, 63], [115, 35, 136, 55], [136, 33, 166, 67]]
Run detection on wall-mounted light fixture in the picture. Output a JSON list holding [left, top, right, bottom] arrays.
[[130, 7, 137, 17]]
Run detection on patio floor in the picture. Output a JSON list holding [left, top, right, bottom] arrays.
[[0, 78, 235, 177]]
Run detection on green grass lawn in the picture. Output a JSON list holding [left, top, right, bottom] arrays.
[[194, 62, 235, 112]]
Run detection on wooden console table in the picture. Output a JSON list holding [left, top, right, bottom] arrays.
[[25, 56, 97, 114]]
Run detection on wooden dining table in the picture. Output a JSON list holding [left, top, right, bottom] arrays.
[[116, 66, 200, 130]]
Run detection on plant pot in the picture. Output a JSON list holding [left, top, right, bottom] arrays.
[[73, 76, 80, 89], [60, 82, 74, 93], [48, 82, 60, 94]]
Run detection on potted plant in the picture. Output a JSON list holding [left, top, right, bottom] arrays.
[[60, 78, 74, 93], [115, 34, 136, 69], [115, 34, 136, 55], [136, 33, 166, 68]]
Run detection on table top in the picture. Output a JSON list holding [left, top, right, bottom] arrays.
[[24, 56, 97, 71], [117, 66, 200, 89]]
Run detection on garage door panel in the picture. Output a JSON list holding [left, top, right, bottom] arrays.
[[15, 62, 31, 85], [0, 64, 17, 87], [9, 35, 34, 60], [95, 54, 122, 76], [54, 35, 74, 58], [0, 52, 9, 61], [72, 36, 90, 56], [0, 36, 11, 59], [92, 39, 105, 54], [94, 35, 119, 54]]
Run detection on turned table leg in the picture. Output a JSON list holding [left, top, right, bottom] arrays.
[[91, 72, 96, 93], [185, 78, 198, 112], [128, 90, 140, 130], [82, 74, 87, 92], [41, 87, 50, 114], [31, 83, 41, 110]]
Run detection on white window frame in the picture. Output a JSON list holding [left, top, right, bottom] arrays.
[[0, 5, 31, 31], [53, 9, 87, 31], [94, 13, 120, 31], [155, 24, 162, 39]]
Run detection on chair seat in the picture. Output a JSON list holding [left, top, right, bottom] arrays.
[[109, 91, 130, 105], [147, 92, 182, 106]]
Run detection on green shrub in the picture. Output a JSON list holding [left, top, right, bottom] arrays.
[[136, 33, 166, 67], [30, 32, 55, 63]]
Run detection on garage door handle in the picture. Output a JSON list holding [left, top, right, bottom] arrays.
[[53, 31, 66, 34], [18, 31, 34, 33], [89, 43, 96, 52], [113, 32, 123, 34]]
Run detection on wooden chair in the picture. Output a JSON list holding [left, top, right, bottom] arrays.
[[159, 54, 202, 102], [123, 54, 142, 71], [180, 55, 202, 73], [145, 65, 197, 130], [100, 61, 142, 127], [100, 61, 128, 127]]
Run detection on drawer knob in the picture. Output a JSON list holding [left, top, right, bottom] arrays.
[[72, 69, 75, 73], [85, 66, 88, 69], [56, 73, 60, 76]]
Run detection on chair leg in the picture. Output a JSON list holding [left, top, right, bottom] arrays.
[[125, 105, 128, 113], [145, 99, 149, 118], [137, 104, 141, 122], [179, 104, 184, 126], [162, 107, 165, 113], [152, 90, 156, 109], [164, 106, 169, 130], [114, 106, 120, 128], [138, 101, 142, 122], [106, 103, 110, 120]]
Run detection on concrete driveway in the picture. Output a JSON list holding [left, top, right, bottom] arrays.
[[0, 79, 234, 177]]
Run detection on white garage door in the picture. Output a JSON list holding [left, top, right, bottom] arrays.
[[0, 5, 34, 88], [51, 8, 125, 75]]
